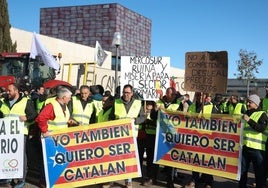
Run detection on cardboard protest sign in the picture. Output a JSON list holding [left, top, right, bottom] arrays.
[[184, 51, 228, 94], [154, 110, 242, 180], [41, 119, 141, 187], [0, 118, 24, 179], [121, 56, 170, 100]]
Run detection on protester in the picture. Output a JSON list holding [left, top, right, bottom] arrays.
[[156, 87, 181, 188], [226, 95, 247, 115], [68, 85, 93, 126], [32, 85, 48, 113], [239, 94, 268, 188], [138, 100, 159, 186], [179, 93, 192, 112], [187, 92, 219, 188], [97, 93, 114, 123], [35, 86, 75, 187], [90, 85, 104, 122], [2, 83, 37, 188], [36, 86, 74, 136], [109, 84, 146, 188]]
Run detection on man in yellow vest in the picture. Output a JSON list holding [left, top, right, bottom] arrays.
[[1, 83, 37, 188], [36, 86, 74, 137], [35, 86, 74, 188], [90, 85, 104, 122], [97, 93, 114, 123], [240, 94, 268, 188], [32, 85, 48, 113], [109, 84, 146, 188], [156, 87, 180, 188], [138, 100, 159, 186], [187, 92, 219, 188], [226, 95, 247, 115], [68, 85, 94, 125]]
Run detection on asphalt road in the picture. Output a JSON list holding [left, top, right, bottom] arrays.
[[1, 165, 257, 188]]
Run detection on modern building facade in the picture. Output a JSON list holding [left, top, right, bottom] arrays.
[[40, 3, 151, 58], [227, 79, 268, 98]]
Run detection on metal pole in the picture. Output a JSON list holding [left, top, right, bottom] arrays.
[[115, 45, 119, 92]]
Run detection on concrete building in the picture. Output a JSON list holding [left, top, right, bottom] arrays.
[[40, 3, 151, 58], [227, 79, 268, 98], [10, 28, 185, 95]]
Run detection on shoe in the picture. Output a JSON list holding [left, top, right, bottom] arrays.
[[125, 182, 132, 188], [0, 179, 11, 184], [38, 180, 46, 188], [185, 180, 195, 188], [166, 182, 175, 188], [13, 180, 25, 188]]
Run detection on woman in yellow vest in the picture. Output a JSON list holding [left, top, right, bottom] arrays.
[[240, 94, 268, 188]]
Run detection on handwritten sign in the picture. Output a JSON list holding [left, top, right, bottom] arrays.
[[121, 56, 170, 100], [184, 51, 228, 93], [0, 117, 24, 179], [42, 119, 141, 187], [154, 110, 242, 180]]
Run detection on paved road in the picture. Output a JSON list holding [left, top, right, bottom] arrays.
[[1, 165, 257, 188]]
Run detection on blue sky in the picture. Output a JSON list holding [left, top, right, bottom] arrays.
[[7, 0, 268, 78]]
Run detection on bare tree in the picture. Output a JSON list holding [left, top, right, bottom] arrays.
[[234, 49, 263, 96]]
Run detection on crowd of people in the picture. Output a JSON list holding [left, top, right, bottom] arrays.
[[0, 82, 268, 188]]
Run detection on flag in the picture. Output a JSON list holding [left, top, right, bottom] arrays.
[[30, 32, 60, 70], [95, 41, 107, 66]]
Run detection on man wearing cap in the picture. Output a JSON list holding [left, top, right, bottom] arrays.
[[239, 94, 268, 188]]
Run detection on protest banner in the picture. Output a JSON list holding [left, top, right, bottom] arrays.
[[41, 119, 141, 187], [184, 51, 228, 94], [154, 109, 242, 180], [0, 117, 24, 179], [121, 56, 170, 100]]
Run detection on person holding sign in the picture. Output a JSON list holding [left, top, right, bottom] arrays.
[[239, 94, 268, 188], [2, 83, 37, 188], [187, 92, 219, 188], [36, 86, 73, 137], [156, 87, 181, 188], [109, 84, 146, 188], [68, 85, 94, 126], [139, 100, 159, 186], [36, 86, 74, 187]]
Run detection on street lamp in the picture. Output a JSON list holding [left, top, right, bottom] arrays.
[[112, 32, 122, 92]]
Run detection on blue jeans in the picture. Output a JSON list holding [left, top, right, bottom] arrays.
[[239, 146, 266, 188]]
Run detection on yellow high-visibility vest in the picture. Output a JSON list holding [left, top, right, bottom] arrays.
[[6, 97, 32, 135], [243, 111, 268, 151], [47, 99, 70, 131], [97, 108, 112, 123], [72, 96, 93, 125], [114, 99, 141, 137]]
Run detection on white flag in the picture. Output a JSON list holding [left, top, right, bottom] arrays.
[[30, 32, 60, 70], [95, 41, 107, 66]]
